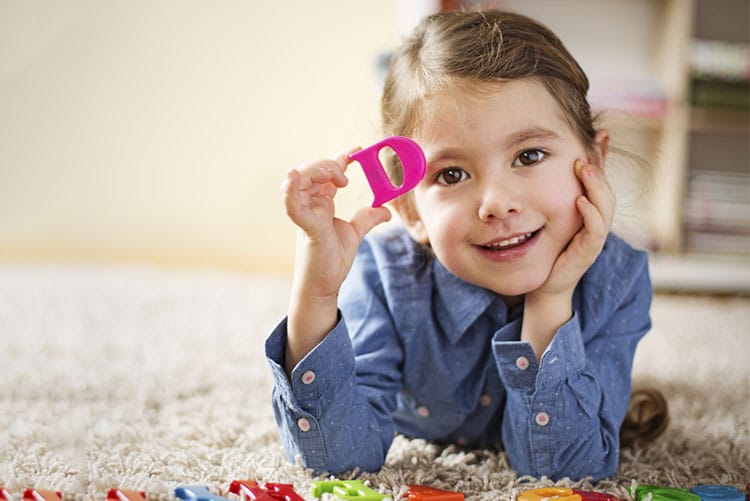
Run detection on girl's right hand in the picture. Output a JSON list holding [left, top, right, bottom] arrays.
[[282, 147, 392, 298], [281, 148, 391, 375]]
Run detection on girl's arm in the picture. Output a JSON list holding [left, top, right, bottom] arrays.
[[521, 159, 616, 360], [495, 155, 639, 481], [265, 239, 404, 475], [493, 250, 652, 480], [281, 149, 391, 375]]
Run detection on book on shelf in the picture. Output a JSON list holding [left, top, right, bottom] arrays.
[[690, 39, 750, 110], [588, 77, 668, 119], [684, 170, 750, 254]]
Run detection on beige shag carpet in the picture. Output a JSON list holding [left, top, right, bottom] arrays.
[[1, 265, 748, 500]]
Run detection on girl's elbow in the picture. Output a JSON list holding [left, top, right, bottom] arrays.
[[508, 443, 619, 482], [296, 438, 388, 476], [553, 448, 620, 482]]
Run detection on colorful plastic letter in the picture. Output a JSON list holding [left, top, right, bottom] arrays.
[[349, 136, 426, 207], [228, 481, 276, 501], [311, 480, 392, 501], [405, 484, 464, 500], [690, 485, 745, 501], [630, 485, 701, 501], [175, 486, 231, 501], [107, 489, 147, 501], [229, 480, 305, 501], [518, 488, 581, 501], [264, 483, 306, 501], [23, 490, 62, 501], [573, 490, 623, 501]]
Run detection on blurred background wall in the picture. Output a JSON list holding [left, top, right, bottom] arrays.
[[0, 0, 401, 273], [1, 1, 748, 282]]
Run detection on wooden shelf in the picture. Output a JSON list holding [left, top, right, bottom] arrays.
[[689, 106, 750, 133], [650, 252, 750, 294]]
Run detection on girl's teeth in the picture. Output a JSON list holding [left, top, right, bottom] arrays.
[[489, 232, 532, 249]]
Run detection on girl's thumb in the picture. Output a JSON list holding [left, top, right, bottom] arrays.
[[350, 206, 392, 240]]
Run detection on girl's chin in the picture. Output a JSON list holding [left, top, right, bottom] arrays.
[[488, 274, 550, 300]]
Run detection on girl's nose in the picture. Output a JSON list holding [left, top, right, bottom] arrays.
[[477, 181, 521, 222]]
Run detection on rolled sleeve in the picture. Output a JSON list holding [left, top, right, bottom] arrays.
[[265, 314, 359, 473], [537, 313, 586, 388], [492, 318, 538, 391], [265, 305, 398, 475]]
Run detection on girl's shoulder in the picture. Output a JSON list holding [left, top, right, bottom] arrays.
[[583, 232, 652, 300], [599, 232, 650, 273], [341, 224, 437, 315], [360, 223, 433, 275]]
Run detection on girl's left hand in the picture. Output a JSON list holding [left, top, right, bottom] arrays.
[[521, 158, 615, 360], [535, 159, 616, 297]]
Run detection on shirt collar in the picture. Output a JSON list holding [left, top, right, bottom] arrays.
[[432, 258, 509, 343]]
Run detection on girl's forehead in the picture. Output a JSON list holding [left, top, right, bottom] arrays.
[[415, 78, 571, 141]]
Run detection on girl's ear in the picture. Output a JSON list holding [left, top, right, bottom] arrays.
[[392, 195, 429, 244], [591, 129, 610, 168]]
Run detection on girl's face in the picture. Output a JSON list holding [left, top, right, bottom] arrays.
[[402, 78, 602, 303]]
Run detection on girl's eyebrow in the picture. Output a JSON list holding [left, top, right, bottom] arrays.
[[425, 126, 562, 164], [425, 147, 469, 165], [504, 126, 560, 149]]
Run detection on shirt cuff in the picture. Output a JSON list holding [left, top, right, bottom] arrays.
[[492, 318, 538, 391], [536, 311, 586, 388], [265, 313, 356, 415], [492, 312, 586, 391]]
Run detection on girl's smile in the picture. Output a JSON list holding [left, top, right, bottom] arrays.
[[476, 228, 542, 261], [402, 78, 598, 300]]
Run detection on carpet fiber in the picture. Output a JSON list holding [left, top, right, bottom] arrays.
[[1, 265, 747, 500]]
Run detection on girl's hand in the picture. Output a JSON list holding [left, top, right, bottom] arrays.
[[282, 147, 392, 299], [282, 148, 391, 374], [521, 159, 615, 360], [535, 159, 616, 298]]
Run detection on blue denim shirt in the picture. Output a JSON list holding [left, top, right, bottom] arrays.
[[266, 225, 652, 481]]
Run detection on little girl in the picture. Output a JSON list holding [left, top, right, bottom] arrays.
[[266, 10, 659, 481]]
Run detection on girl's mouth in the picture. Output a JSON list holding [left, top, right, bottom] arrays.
[[482, 229, 539, 251]]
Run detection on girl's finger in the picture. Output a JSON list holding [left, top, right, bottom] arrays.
[[349, 206, 392, 241], [297, 161, 348, 190], [333, 146, 363, 172], [576, 195, 608, 250], [575, 160, 616, 226], [283, 170, 308, 221]]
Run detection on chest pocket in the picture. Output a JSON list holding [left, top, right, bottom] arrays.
[[394, 389, 470, 440]]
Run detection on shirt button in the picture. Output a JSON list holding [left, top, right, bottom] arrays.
[[479, 394, 492, 407], [416, 405, 430, 418], [535, 411, 550, 427], [456, 436, 468, 446], [297, 417, 311, 432], [300, 370, 316, 385], [515, 356, 530, 370]]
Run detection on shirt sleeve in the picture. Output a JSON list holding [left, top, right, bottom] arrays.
[[491, 246, 653, 481], [264, 242, 403, 475]]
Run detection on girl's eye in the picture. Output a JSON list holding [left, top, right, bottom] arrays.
[[513, 149, 546, 167], [436, 167, 469, 185]]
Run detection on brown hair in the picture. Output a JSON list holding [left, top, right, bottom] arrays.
[[381, 10, 597, 190], [380, 9, 668, 446], [620, 387, 670, 447]]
